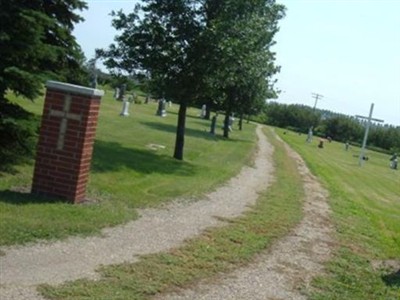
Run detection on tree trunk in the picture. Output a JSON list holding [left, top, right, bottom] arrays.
[[239, 113, 243, 131], [223, 111, 230, 138], [173, 102, 187, 160], [204, 100, 211, 120], [223, 89, 235, 138]]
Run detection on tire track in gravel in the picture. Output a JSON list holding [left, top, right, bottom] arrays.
[[157, 130, 335, 300]]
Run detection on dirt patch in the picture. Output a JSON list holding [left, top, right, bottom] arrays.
[[371, 259, 400, 272]]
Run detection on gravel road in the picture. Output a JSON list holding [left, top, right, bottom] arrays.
[[1, 124, 276, 300], [157, 133, 334, 299]]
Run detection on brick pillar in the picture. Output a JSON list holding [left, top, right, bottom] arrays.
[[31, 81, 104, 203]]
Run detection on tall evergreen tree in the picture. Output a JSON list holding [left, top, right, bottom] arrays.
[[0, 0, 88, 101], [0, 0, 87, 170]]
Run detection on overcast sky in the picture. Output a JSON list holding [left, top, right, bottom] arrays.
[[73, 0, 400, 126]]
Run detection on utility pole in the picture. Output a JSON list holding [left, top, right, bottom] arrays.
[[312, 93, 324, 111], [355, 103, 384, 166]]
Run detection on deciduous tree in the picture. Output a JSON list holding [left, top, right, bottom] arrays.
[[100, 0, 204, 160], [201, 0, 285, 137]]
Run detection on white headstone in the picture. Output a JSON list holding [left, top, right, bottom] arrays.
[[120, 99, 130, 116], [201, 104, 206, 118]]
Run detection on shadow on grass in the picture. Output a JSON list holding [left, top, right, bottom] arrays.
[[91, 140, 196, 176], [140, 120, 217, 141], [382, 269, 400, 288], [140, 121, 251, 143], [0, 189, 65, 205]]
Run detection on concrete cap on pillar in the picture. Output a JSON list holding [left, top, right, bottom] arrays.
[[46, 80, 104, 97]]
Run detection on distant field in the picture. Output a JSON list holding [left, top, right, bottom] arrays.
[[278, 129, 400, 299], [0, 89, 256, 246]]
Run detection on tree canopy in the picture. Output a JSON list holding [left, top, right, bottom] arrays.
[[101, 0, 285, 159], [201, 0, 284, 137], [262, 102, 400, 153]]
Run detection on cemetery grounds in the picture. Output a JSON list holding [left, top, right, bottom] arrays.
[[0, 88, 399, 299]]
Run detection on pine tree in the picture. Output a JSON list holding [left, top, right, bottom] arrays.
[[0, 0, 87, 171], [0, 0, 88, 100]]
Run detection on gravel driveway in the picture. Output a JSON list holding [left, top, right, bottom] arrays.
[[157, 133, 334, 299], [1, 125, 280, 300], [1, 126, 334, 300]]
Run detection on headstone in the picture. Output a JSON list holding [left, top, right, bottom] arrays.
[[113, 87, 120, 100], [390, 153, 398, 170], [200, 104, 206, 118], [89, 73, 98, 89], [120, 98, 130, 116], [89, 57, 98, 89], [306, 126, 313, 143], [210, 114, 217, 135], [156, 98, 167, 117], [118, 84, 126, 101], [228, 114, 234, 131], [31, 81, 104, 203]]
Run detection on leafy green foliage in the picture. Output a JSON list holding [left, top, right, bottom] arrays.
[[99, 0, 207, 159], [263, 102, 400, 151], [264, 102, 320, 132], [0, 0, 88, 99], [200, 0, 285, 137], [0, 0, 89, 171], [99, 0, 285, 157], [0, 99, 39, 172]]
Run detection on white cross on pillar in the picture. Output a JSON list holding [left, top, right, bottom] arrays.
[[49, 94, 82, 150]]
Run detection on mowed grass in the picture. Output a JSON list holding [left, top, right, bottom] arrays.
[[0, 89, 256, 246], [278, 129, 400, 299], [39, 127, 304, 300]]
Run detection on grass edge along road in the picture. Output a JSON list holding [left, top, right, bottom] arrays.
[[278, 129, 400, 300], [39, 127, 304, 299]]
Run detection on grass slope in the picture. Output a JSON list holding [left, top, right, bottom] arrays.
[[278, 129, 400, 299]]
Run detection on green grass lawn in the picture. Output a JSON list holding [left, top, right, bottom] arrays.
[[0, 89, 256, 246], [278, 129, 400, 299]]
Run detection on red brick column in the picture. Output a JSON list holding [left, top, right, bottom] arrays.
[[31, 81, 104, 203]]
